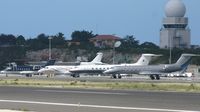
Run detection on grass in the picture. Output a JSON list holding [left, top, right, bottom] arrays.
[[1, 78, 200, 92]]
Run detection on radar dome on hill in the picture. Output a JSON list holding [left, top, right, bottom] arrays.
[[165, 0, 186, 17]]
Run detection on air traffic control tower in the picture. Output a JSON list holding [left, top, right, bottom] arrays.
[[160, 0, 190, 49]]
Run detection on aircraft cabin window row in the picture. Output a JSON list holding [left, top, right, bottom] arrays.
[[91, 67, 111, 70]]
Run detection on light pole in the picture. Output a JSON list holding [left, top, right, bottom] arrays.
[[169, 35, 172, 64], [113, 41, 121, 64], [169, 30, 176, 64], [113, 46, 115, 64], [48, 36, 52, 60]]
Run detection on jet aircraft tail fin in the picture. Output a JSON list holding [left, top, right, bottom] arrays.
[[134, 54, 162, 65], [175, 54, 199, 70], [91, 52, 103, 63]]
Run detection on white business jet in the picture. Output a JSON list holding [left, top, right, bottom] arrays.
[[69, 54, 161, 78], [38, 52, 104, 77]]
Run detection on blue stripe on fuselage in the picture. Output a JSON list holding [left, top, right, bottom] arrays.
[[180, 58, 192, 70]]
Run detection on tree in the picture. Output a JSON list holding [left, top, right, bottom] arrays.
[[140, 42, 159, 49], [120, 35, 139, 50], [0, 34, 16, 46], [70, 30, 96, 49], [71, 30, 96, 42], [52, 32, 65, 48], [16, 35, 26, 46], [26, 33, 49, 50], [37, 33, 49, 44]]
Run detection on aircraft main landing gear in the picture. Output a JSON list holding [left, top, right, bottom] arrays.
[[111, 74, 122, 79], [155, 74, 160, 80], [150, 75, 155, 80], [149, 75, 160, 80], [26, 74, 32, 77], [71, 74, 80, 78]]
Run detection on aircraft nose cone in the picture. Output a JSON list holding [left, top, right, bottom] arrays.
[[38, 69, 45, 73]]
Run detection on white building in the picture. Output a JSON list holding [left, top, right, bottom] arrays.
[[160, 0, 190, 49]]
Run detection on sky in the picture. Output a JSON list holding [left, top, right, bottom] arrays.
[[0, 0, 199, 45]]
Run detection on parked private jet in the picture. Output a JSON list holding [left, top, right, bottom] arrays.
[[103, 54, 198, 80], [69, 54, 161, 78], [38, 52, 104, 77]]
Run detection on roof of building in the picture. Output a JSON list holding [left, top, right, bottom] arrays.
[[91, 35, 121, 40]]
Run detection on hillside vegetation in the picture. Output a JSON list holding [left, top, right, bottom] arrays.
[[0, 31, 200, 69]]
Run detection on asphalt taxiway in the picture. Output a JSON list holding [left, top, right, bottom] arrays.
[[0, 86, 199, 112]]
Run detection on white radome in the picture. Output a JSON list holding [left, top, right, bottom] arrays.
[[165, 0, 186, 17]]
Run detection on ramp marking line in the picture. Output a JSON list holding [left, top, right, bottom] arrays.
[[35, 89, 128, 95], [0, 99, 198, 112]]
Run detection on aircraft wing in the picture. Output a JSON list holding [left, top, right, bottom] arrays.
[[38, 68, 60, 74], [139, 71, 172, 77], [20, 71, 37, 74]]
